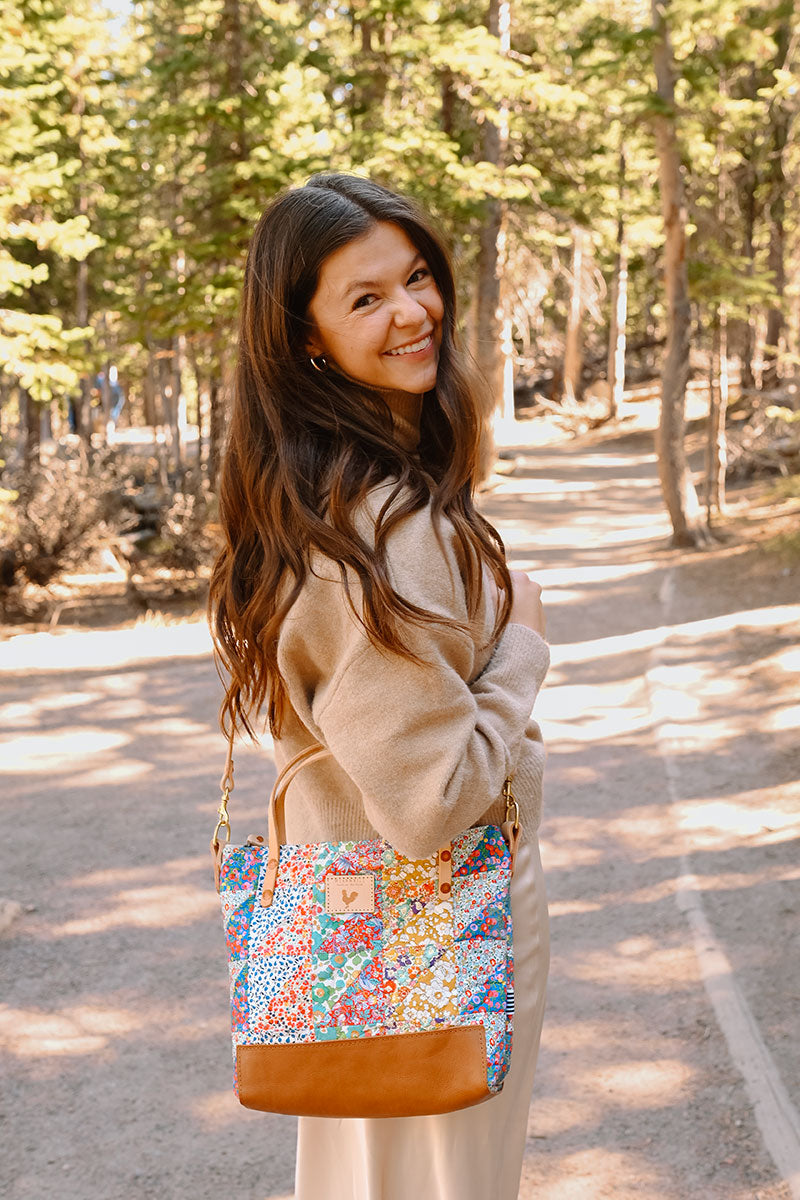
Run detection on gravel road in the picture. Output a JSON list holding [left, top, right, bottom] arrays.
[[1, 423, 798, 1200]]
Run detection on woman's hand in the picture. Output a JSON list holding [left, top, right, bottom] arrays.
[[508, 570, 546, 638]]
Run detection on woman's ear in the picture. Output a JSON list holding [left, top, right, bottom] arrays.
[[305, 325, 323, 358]]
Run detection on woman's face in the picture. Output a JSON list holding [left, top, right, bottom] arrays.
[[305, 221, 444, 399]]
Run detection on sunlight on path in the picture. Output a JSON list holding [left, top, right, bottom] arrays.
[[649, 569, 800, 1200], [491, 437, 799, 1200], [0, 617, 212, 673]]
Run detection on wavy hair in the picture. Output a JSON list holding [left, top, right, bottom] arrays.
[[208, 173, 512, 738]]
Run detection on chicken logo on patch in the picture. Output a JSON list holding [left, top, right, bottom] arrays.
[[325, 873, 375, 914]]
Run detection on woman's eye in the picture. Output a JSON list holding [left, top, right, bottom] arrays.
[[352, 268, 428, 310]]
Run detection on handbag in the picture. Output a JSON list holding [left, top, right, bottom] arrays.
[[210, 734, 521, 1119]]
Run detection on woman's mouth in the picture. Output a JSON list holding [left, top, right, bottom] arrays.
[[384, 333, 434, 357]]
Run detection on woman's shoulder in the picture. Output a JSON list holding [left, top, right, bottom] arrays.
[[355, 480, 466, 601], [298, 478, 470, 627], [277, 480, 475, 694], [352, 477, 435, 537], [354, 479, 462, 562]]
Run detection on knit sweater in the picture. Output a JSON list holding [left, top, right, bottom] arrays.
[[271, 393, 550, 858]]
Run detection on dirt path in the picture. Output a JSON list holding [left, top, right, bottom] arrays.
[[495, 426, 800, 1199], [1, 426, 798, 1200]]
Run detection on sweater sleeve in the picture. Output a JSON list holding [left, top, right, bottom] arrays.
[[291, 499, 550, 858]]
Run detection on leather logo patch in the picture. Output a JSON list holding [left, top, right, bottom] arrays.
[[325, 874, 375, 915]]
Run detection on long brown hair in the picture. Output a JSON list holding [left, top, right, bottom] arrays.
[[209, 173, 512, 738]]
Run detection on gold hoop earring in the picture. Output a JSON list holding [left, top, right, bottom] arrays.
[[310, 355, 328, 373]]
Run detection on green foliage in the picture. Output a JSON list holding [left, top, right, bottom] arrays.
[[763, 525, 800, 564], [1, 0, 796, 430], [771, 474, 800, 500], [0, 0, 119, 403], [766, 406, 800, 425]]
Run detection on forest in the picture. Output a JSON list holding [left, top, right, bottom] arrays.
[[0, 0, 798, 616]]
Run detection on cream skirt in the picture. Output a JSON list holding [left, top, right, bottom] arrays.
[[295, 836, 550, 1200]]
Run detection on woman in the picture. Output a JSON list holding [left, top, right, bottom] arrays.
[[209, 173, 550, 1200]]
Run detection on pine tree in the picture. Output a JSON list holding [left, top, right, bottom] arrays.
[[0, 0, 114, 459]]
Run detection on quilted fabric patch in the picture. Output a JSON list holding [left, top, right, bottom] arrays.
[[219, 828, 514, 1096]]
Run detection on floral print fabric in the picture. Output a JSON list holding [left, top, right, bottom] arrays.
[[218, 824, 514, 1095]]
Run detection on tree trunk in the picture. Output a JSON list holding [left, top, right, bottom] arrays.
[[356, 15, 389, 132], [100, 364, 111, 423], [146, 347, 169, 488], [739, 126, 757, 392], [24, 389, 40, 469], [49, 399, 61, 439], [762, 218, 785, 392], [186, 340, 204, 463], [643, 268, 657, 376], [158, 337, 183, 472], [221, 0, 246, 156], [650, 0, 709, 547], [563, 226, 586, 404], [607, 148, 628, 421], [496, 0, 513, 428], [143, 352, 157, 427], [172, 336, 185, 470], [474, 0, 510, 474], [156, 345, 175, 459], [706, 85, 730, 521], [76, 263, 92, 442], [90, 315, 109, 448], [705, 307, 729, 521], [607, 230, 628, 421], [200, 0, 245, 487], [475, 194, 503, 411], [500, 314, 515, 423], [208, 373, 224, 492], [761, 19, 790, 392], [74, 86, 93, 448]]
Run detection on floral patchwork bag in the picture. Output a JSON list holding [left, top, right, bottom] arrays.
[[210, 738, 521, 1118]]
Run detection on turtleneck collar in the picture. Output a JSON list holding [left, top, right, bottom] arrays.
[[385, 390, 422, 452]]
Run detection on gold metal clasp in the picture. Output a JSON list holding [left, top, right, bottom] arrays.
[[211, 786, 232, 847], [502, 776, 520, 831]]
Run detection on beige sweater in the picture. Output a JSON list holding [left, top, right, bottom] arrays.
[[272, 396, 550, 858]]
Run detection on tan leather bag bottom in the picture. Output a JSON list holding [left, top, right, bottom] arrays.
[[237, 1025, 492, 1118]]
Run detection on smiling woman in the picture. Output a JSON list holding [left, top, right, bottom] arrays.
[[306, 222, 444, 403], [207, 173, 550, 1200]]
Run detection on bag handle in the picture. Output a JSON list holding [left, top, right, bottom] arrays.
[[209, 731, 453, 901], [261, 743, 454, 908], [211, 728, 519, 899], [211, 732, 329, 881]]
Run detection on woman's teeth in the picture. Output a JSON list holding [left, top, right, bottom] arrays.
[[385, 334, 432, 356]]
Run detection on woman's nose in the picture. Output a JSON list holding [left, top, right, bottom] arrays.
[[391, 289, 428, 325]]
